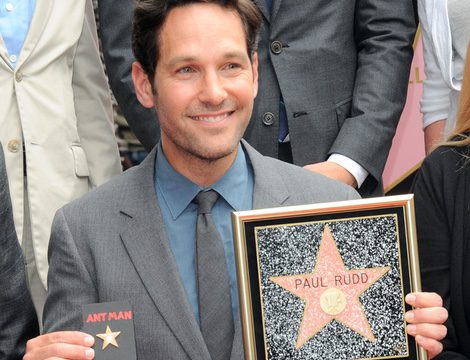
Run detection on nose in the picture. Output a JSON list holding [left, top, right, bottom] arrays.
[[198, 71, 227, 105]]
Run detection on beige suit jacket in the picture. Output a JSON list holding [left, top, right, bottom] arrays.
[[0, 0, 121, 287]]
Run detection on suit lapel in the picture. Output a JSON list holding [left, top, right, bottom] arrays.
[[226, 141, 290, 360], [0, 35, 12, 70], [118, 142, 286, 359], [118, 149, 210, 360], [271, 0, 282, 23], [253, 0, 271, 23], [230, 320, 244, 360], [16, 0, 54, 69], [242, 140, 290, 209]]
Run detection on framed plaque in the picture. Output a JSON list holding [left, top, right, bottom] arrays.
[[231, 194, 424, 360]]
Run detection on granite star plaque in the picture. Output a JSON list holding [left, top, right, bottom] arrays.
[[231, 195, 424, 360]]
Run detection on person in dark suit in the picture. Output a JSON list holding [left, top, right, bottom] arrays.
[[99, 0, 416, 197], [0, 144, 38, 359], [26, 0, 445, 358], [413, 44, 470, 359], [97, 1, 159, 154], [244, 0, 416, 197]]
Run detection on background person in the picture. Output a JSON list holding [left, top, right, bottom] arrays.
[[413, 43, 470, 358], [242, 0, 416, 197], [419, 0, 470, 153], [97, 0, 159, 155], [0, 144, 38, 360], [0, 0, 121, 322]]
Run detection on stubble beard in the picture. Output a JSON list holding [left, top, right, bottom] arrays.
[[168, 128, 240, 165], [163, 101, 246, 163]]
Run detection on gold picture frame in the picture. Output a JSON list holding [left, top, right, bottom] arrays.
[[231, 194, 424, 360]]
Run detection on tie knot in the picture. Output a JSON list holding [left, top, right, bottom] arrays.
[[195, 190, 219, 214]]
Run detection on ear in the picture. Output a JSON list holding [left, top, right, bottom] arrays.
[[132, 61, 156, 108], [251, 52, 259, 98]]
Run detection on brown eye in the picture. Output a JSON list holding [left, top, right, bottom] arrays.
[[178, 66, 194, 74], [225, 63, 240, 70]]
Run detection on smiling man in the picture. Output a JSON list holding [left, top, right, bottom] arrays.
[[22, 1, 448, 359]]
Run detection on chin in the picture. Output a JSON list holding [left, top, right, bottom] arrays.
[[193, 143, 238, 162]]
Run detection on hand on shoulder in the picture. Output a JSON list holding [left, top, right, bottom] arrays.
[[304, 161, 358, 188]]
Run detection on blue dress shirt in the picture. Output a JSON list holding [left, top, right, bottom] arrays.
[[0, 0, 36, 67], [155, 144, 254, 324]]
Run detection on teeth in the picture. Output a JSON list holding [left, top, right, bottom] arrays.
[[192, 113, 229, 123]]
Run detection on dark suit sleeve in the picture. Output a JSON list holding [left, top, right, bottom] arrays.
[[43, 209, 97, 333], [97, 0, 160, 152], [328, 0, 416, 194], [0, 148, 39, 359], [412, 152, 470, 360]]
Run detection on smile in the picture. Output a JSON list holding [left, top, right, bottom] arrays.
[[190, 111, 234, 123]]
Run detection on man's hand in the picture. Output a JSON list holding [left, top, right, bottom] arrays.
[[304, 162, 357, 188], [23, 331, 95, 360], [405, 292, 448, 359]]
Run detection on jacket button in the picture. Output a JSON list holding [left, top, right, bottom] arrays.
[[15, 72, 23, 82], [262, 112, 275, 126], [8, 139, 21, 153], [270, 41, 283, 54]]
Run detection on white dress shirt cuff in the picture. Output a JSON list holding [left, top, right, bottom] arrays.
[[328, 154, 368, 188]]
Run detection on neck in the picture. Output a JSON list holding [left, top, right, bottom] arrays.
[[162, 143, 239, 188]]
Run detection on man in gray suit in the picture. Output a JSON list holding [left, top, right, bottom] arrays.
[[0, 144, 39, 359], [99, 0, 416, 197], [26, 0, 445, 358]]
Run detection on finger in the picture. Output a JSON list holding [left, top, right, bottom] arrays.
[[39, 343, 95, 360], [24, 332, 94, 360], [405, 292, 443, 308], [415, 334, 443, 360], [26, 331, 94, 349], [23, 345, 94, 360], [405, 307, 448, 325], [407, 323, 447, 340]]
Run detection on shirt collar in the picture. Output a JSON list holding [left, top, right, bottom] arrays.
[[155, 143, 250, 219]]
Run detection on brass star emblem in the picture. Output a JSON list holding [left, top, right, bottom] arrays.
[[96, 325, 121, 349]]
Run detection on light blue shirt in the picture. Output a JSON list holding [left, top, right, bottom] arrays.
[[155, 144, 254, 324], [0, 0, 36, 67]]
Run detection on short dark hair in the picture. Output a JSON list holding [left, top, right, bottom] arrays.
[[132, 0, 262, 82]]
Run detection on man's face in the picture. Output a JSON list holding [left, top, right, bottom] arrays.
[[135, 3, 258, 165]]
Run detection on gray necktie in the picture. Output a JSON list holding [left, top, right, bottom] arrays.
[[195, 190, 234, 360]]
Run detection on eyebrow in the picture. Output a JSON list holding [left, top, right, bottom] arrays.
[[167, 51, 249, 67]]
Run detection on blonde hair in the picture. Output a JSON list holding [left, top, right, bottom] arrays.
[[443, 43, 470, 147]]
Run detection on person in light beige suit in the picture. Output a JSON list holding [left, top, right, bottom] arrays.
[[0, 0, 121, 323]]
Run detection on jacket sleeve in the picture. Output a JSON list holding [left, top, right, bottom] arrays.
[[97, 0, 160, 153], [72, 0, 122, 188], [43, 208, 97, 333], [0, 147, 39, 359], [328, 0, 416, 192], [418, 0, 451, 128]]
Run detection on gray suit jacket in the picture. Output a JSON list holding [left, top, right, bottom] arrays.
[[43, 141, 358, 359], [244, 0, 416, 197], [98, 0, 416, 197], [0, 145, 38, 360]]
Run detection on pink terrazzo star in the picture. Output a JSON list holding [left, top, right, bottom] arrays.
[[270, 224, 389, 348]]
